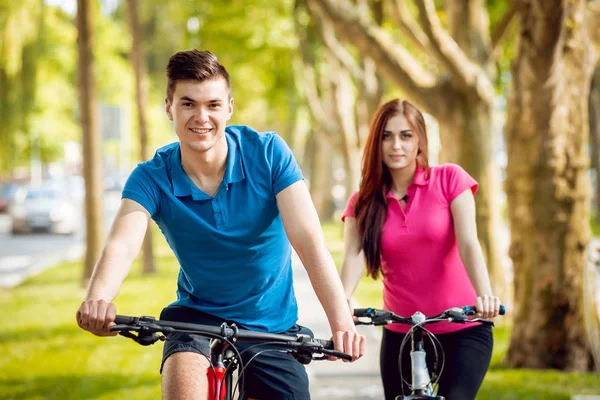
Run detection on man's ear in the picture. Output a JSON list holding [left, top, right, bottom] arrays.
[[165, 98, 173, 120], [227, 97, 234, 121]]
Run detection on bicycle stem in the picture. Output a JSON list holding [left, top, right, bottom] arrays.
[[409, 312, 433, 395]]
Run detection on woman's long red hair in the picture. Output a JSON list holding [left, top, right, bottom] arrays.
[[355, 99, 429, 279]]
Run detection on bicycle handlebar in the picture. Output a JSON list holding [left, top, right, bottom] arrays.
[[353, 305, 506, 326], [111, 315, 352, 362]]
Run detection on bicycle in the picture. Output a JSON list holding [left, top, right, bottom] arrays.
[[354, 305, 506, 400], [110, 314, 352, 400]]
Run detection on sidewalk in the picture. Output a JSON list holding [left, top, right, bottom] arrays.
[[292, 253, 384, 399]]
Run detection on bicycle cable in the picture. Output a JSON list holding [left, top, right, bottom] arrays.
[[230, 339, 329, 399], [232, 348, 291, 399], [226, 341, 286, 399], [397, 319, 447, 395], [421, 324, 445, 390]]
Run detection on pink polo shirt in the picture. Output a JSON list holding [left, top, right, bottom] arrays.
[[342, 164, 479, 334]]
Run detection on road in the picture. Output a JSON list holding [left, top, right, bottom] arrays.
[[0, 191, 121, 288]]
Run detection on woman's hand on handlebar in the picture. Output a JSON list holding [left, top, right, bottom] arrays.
[[76, 299, 118, 336], [474, 295, 503, 319]]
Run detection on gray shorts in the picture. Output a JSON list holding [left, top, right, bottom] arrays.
[[159, 306, 311, 400]]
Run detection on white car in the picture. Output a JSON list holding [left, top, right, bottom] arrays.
[[9, 186, 77, 235]]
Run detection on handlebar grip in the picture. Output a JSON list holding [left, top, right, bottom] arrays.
[[325, 349, 353, 361], [353, 308, 373, 317], [313, 338, 353, 361], [114, 315, 136, 325], [463, 305, 506, 315]]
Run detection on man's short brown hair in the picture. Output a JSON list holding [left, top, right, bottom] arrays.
[[166, 50, 232, 101]]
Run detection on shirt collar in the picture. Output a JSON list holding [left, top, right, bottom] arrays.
[[385, 165, 429, 199], [170, 145, 191, 197], [170, 132, 245, 198], [223, 130, 245, 185], [411, 165, 429, 186]]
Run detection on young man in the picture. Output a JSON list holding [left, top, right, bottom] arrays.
[[76, 49, 365, 399]]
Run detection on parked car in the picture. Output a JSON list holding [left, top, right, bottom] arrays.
[[0, 182, 23, 213], [9, 186, 77, 235]]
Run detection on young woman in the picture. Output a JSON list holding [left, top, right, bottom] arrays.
[[340, 98, 502, 400]]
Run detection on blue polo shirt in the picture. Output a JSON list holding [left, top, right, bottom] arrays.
[[122, 125, 304, 332]]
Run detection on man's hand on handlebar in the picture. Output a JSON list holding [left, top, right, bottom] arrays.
[[76, 299, 118, 337], [331, 329, 366, 363]]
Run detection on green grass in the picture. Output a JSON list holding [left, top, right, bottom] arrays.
[[1, 257, 178, 399], [1, 222, 599, 399], [322, 221, 384, 309], [591, 216, 600, 237]]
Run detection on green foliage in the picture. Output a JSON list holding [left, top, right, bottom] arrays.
[[1, 3, 80, 173], [0, 0, 45, 173], [111, 0, 301, 147]]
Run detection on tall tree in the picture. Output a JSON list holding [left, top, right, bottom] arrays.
[[77, 0, 104, 286], [504, 0, 599, 370], [126, 0, 155, 275], [0, 0, 43, 174], [307, 0, 516, 301]]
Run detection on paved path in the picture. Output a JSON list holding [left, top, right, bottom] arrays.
[[292, 253, 384, 399]]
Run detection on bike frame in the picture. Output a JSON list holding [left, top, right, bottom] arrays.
[[207, 338, 232, 400]]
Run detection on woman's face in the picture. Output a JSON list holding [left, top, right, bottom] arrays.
[[381, 114, 419, 171]]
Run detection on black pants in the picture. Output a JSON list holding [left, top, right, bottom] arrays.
[[380, 325, 493, 400]]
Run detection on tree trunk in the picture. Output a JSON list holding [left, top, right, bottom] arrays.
[[126, 0, 155, 275], [590, 70, 600, 223], [441, 1, 508, 302], [505, 0, 598, 370], [77, 0, 104, 286], [306, 129, 335, 220]]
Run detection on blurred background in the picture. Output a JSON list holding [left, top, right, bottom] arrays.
[[1, 0, 600, 399]]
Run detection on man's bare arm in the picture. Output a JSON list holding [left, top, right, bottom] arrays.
[[276, 181, 365, 360], [77, 198, 151, 336]]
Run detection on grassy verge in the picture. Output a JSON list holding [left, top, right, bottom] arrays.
[[1, 222, 599, 399], [1, 257, 176, 399], [322, 221, 384, 309]]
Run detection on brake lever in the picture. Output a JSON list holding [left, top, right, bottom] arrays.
[[111, 324, 141, 332], [118, 330, 139, 341], [371, 317, 394, 326], [444, 307, 469, 323]]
